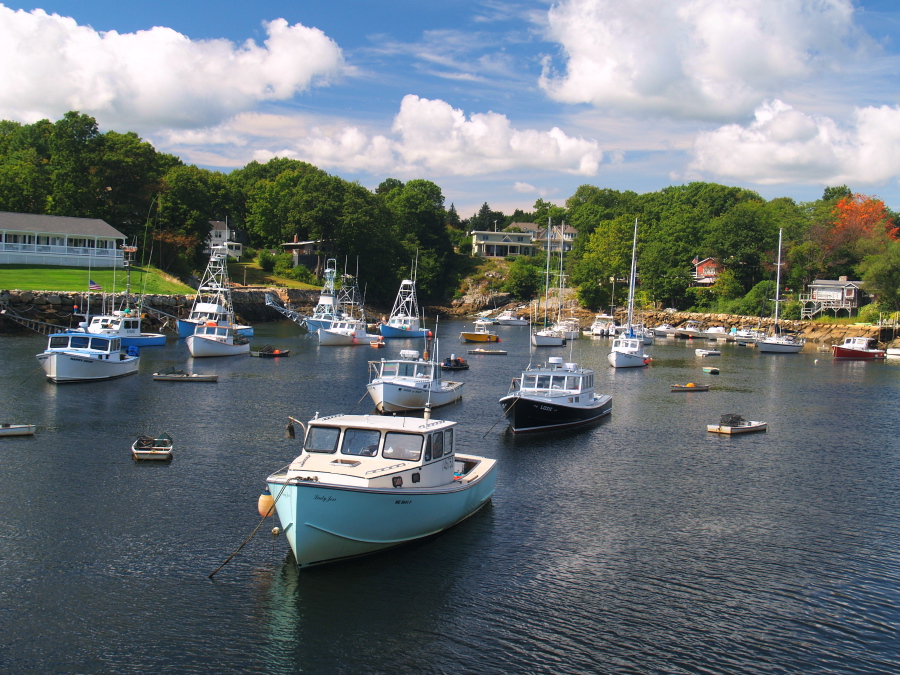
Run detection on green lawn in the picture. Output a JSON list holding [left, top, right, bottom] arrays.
[[0, 265, 194, 294]]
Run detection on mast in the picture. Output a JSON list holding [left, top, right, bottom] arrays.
[[772, 228, 783, 331], [626, 218, 638, 333], [543, 217, 551, 327]]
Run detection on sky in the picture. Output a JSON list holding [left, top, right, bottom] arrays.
[[2, 0, 900, 218]]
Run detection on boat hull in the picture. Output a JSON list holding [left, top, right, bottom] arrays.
[[317, 328, 381, 346], [152, 373, 218, 382], [531, 331, 565, 347], [499, 393, 612, 433], [267, 457, 496, 568], [185, 335, 250, 357], [36, 352, 139, 383], [607, 350, 649, 368], [119, 333, 167, 347], [379, 324, 431, 339], [0, 424, 36, 436], [366, 380, 464, 412], [756, 339, 803, 353], [459, 332, 500, 343], [707, 422, 767, 434]]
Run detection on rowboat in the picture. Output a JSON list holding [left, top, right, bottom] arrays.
[[707, 414, 766, 435], [250, 345, 291, 357], [0, 423, 36, 437], [702, 367, 720, 374], [131, 433, 174, 460], [671, 383, 710, 392], [695, 348, 720, 357], [152, 369, 218, 382]]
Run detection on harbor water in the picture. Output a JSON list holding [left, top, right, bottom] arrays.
[[1, 320, 899, 674]]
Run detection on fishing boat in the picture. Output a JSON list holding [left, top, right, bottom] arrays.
[[317, 317, 381, 346], [81, 309, 166, 346], [494, 310, 528, 326], [262, 411, 497, 568], [459, 323, 501, 343], [441, 355, 469, 370], [36, 332, 140, 383], [499, 357, 612, 433], [608, 218, 650, 368], [186, 322, 250, 357], [0, 423, 36, 436], [757, 230, 805, 354], [589, 314, 617, 336], [131, 433, 173, 461], [366, 347, 464, 413], [380, 277, 431, 339], [152, 368, 218, 382], [303, 259, 344, 332], [675, 320, 703, 339], [178, 246, 253, 338], [695, 348, 721, 357], [250, 345, 291, 357], [670, 383, 710, 392], [707, 414, 767, 435], [831, 336, 885, 360]]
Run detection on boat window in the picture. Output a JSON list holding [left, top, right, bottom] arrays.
[[432, 431, 444, 459], [536, 375, 551, 389], [381, 362, 398, 377], [70, 336, 90, 348], [304, 426, 340, 454], [417, 364, 433, 379], [444, 429, 453, 455], [523, 374, 538, 389], [341, 428, 381, 457], [382, 432, 422, 461], [424, 435, 432, 461], [50, 336, 70, 348], [565, 376, 581, 391], [90, 337, 111, 351], [551, 376, 564, 389]]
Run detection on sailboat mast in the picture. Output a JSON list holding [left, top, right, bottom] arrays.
[[773, 228, 783, 329], [626, 217, 638, 330], [544, 217, 551, 327]]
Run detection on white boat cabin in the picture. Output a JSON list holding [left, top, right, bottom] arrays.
[[86, 312, 142, 337], [515, 358, 594, 399], [370, 356, 439, 383], [193, 323, 235, 341], [46, 333, 127, 357], [291, 415, 459, 489]]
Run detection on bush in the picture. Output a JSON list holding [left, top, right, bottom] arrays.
[[257, 249, 276, 272], [857, 303, 881, 323]]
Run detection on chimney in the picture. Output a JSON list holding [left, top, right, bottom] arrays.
[[839, 275, 848, 282], [294, 234, 298, 243]]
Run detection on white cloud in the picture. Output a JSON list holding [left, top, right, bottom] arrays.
[[539, 0, 860, 121], [688, 100, 900, 186], [162, 96, 603, 178], [0, 7, 344, 129]]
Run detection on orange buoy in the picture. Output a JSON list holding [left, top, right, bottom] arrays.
[[257, 488, 275, 518], [686, 382, 695, 387]]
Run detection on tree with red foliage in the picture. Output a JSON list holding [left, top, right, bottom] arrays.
[[828, 194, 898, 263]]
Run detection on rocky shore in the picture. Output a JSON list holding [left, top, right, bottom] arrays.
[[2, 287, 897, 349]]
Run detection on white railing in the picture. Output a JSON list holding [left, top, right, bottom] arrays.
[[1, 242, 123, 259]]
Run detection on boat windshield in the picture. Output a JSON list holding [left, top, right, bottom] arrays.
[[380, 361, 433, 379], [382, 432, 422, 461], [522, 373, 584, 391], [90, 337, 111, 352], [341, 428, 381, 457], [305, 426, 340, 453]]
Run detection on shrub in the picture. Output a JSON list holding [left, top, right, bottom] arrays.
[[257, 250, 276, 272]]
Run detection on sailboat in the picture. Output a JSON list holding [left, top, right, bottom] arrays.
[[532, 218, 566, 347], [608, 218, 650, 368], [756, 229, 804, 354], [380, 256, 432, 339], [177, 245, 253, 338]]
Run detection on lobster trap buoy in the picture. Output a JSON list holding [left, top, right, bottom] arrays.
[[258, 487, 275, 518]]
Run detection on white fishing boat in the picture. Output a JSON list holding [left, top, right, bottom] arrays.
[[499, 357, 612, 433], [131, 433, 173, 460], [695, 348, 721, 357], [707, 414, 767, 435], [82, 309, 166, 346], [36, 332, 140, 383], [589, 314, 617, 336], [366, 347, 464, 413], [653, 323, 678, 337], [178, 245, 252, 338], [494, 310, 528, 326], [608, 218, 650, 368], [380, 276, 431, 339], [675, 320, 703, 339], [318, 318, 381, 346], [186, 322, 250, 357], [757, 229, 805, 354], [262, 411, 497, 568], [0, 423, 36, 436], [304, 259, 344, 333]]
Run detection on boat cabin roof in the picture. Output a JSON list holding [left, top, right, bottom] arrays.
[[47, 332, 122, 353]]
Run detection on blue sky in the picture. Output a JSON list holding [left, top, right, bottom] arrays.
[[2, 1, 900, 218]]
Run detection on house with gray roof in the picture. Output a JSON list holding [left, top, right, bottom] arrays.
[[0, 212, 126, 268]]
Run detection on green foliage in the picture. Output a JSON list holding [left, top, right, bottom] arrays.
[[257, 250, 276, 272], [857, 239, 900, 311], [857, 303, 881, 323], [502, 256, 542, 300]]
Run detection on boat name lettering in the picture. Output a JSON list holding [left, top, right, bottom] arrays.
[[314, 494, 336, 503], [539, 405, 554, 411], [292, 475, 318, 483], [395, 499, 412, 504]]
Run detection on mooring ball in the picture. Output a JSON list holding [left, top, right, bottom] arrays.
[[271, 527, 281, 536]]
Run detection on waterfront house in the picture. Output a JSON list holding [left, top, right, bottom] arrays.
[[800, 276, 865, 318], [205, 220, 244, 261], [691, 257, 722, 286], [0, 211, 125, 268]]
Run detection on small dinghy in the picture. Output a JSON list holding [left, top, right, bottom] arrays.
[[707, 414, 766, 435], [467, 348, 507, 355], [441, 355, 469, 370], [702, 366, 720, 374], [250, 345, 290, 357], [132, 433, 174, 460], [695, 348, 721, 357], [670, 383, 710, 392], [0, 423, 36, 437], [153, 368, 218, 382]]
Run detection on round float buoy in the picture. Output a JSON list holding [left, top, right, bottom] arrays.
[[271, 527, 281, 537], [686, 382, 695, 387], [258, 488, 275, 518]]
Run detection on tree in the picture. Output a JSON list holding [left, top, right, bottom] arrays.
[[857, 239, 900, 311], [503, 256, 542, 300]]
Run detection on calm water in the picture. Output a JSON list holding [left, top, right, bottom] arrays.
[[1, 320, 899, 674]]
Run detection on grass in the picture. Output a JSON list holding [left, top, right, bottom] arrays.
[[227, 260, 318, 290], [0, 264, 194, 294]]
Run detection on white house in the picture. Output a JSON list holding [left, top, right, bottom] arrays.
[[800, 276, 866, 318], [205, 220, 243, 260], [469, 221, 575, 258], [0, 211, 126, 268]]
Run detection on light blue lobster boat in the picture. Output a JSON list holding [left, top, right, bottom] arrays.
[[263, 412, 497, 568]]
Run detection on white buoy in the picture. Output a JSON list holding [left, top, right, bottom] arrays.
[[271, 527, 281, 536]]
